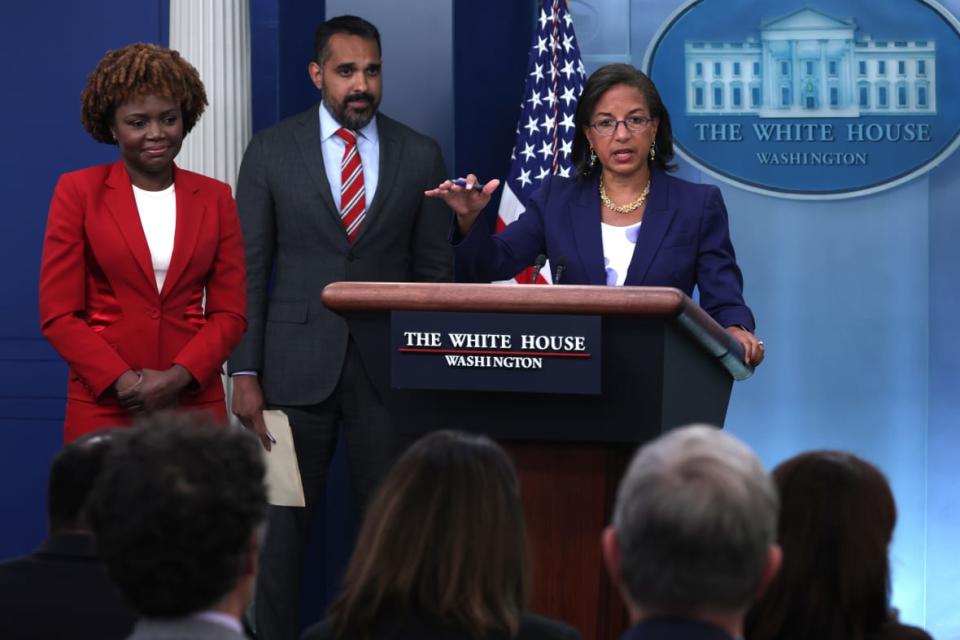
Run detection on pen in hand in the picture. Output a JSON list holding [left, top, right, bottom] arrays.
[[452, 178, 484, 190]]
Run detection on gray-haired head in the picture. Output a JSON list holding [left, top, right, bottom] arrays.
[[612, 424, 778, 614]]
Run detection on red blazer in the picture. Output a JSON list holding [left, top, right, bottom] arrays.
[[39, 161, 247, 440]]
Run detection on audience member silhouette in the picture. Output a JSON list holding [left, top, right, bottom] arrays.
[[745, 450, 933, 640], [88, 413, 267, 639], [303, 430, 581, 640], [0, 431, 137, 640], [602, 424, 781, 640]]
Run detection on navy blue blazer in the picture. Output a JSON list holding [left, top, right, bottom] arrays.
[[0, 533, 137, 639], [454, 168, 755, 331]]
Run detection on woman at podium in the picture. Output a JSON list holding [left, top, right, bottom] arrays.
[[427, 64, 764, 366], [39, 44, 247, 441]]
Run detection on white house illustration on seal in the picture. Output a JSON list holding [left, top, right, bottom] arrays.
[[684, 7, 937, 117]]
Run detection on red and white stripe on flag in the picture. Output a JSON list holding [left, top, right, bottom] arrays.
[[494, 0, 585, 284]]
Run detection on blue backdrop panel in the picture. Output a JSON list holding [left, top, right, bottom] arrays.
[[925, 147, 960, 640], [326, 0, 455, 174], [453, 1, 536, 187], [0, 1, 168, 560], [721, 179, 930, 624], [250, 0, 327, 132]]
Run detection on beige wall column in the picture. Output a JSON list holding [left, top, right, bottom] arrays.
[[170, 0, 252, 190]]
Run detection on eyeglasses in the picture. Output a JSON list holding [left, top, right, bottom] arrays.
[[588, 116, 656, 136]]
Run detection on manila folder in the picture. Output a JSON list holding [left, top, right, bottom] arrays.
[[262, 410, 305, 507]]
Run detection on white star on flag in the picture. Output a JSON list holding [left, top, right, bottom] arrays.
[[517, 168, 533, 188], [535, 36, 549, 56], [493, 0, 587, 284]]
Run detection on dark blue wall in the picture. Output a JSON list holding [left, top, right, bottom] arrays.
[[926, 143, 960, 635], [453, 1, 535, 181], [0, 1, 168, 560], [251, 0, 327, 131], [453, 1, 536, 223]]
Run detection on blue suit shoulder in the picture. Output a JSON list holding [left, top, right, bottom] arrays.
[[528, 173, 590, 205], [528, 172, 714, 200], [534, 170, 715, 194], [656, 170, 724, 205]]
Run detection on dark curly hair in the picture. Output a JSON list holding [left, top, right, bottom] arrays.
[[80, 42, 208, 144], [88, 412, 267, 618]]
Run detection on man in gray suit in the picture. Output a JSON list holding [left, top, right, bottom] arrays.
[[88, 414, 267, 640], [227, 14, 453, 640]]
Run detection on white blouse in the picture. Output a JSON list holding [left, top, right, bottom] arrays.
[[132, 184, 177, 292], [601, 221, 642, 286]]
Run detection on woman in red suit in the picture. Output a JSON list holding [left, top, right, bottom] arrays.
[[39, 43, 247, 442]]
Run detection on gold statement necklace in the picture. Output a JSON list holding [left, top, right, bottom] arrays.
[[599, 175, 651, 214]]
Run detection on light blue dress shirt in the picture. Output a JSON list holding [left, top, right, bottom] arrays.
[[318, 103, 380, 207]]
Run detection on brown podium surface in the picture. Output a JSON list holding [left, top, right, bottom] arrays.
[[323, 282, 750, 640]]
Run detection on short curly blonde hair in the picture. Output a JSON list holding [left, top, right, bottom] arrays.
[[80, 43, 207, 144]]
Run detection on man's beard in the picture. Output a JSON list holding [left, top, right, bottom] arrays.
[[325, 91, 379, 131]]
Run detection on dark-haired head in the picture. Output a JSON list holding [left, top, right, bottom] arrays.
[[745, 451, 896, 640], [329, 430, 529, 638], [47, 430, 116, 533], [572, 64, 676, 177], [88, 412, 267, 618], [80, 43, 207, 145], [314, 15, 382, 66]]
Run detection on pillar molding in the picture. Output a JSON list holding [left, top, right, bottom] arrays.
[[169, 0, 251, 190]]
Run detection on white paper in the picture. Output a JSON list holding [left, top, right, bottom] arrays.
[[262, 410, 305, 507]]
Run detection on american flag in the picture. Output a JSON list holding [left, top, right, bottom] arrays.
[[496, 0, 587, 283]]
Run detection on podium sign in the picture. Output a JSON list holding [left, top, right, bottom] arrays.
[[390, 311, 601, 394], [324, 282, 752, 640]]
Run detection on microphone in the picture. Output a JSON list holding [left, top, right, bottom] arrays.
[[530, 254, 547, 283], [554, 256, 568, 285]]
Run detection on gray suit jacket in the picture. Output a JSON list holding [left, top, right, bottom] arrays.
[[228, 106, 453, 405], [126, 617, 247, 640]]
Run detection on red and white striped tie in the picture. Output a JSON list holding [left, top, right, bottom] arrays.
[[335, 128, 366, 241]]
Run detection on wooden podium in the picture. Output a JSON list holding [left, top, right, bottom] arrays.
[[322, 282, 751, 640]]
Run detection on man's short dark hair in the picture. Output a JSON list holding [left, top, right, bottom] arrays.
[[88, 413, 267, 618], [314, 15, 382, 65], [48, 431, 115, 532]]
